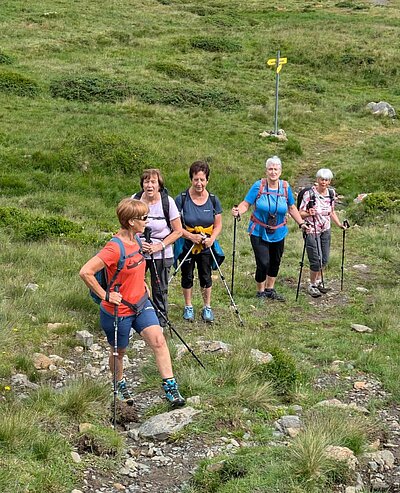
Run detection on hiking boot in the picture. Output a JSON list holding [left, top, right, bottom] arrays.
[[117, 378, 134, 406], [256, 291, 267, 299], [316, 282, 331, 294], [183, 305, 194, 322], [264, 288, 286, 302], [162, 378, 186, 408], [201, 306, 214, 323], [307, 284, 322, 298]]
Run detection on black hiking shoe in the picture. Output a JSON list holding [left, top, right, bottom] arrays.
[[162, 378, 186, 408], [264, 288, 286, 302], [316, 282, 331, 294], [256, 291, 267, 299], [117, 378, 134, 406]]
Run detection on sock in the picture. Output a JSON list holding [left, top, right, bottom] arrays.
[[184, 305, 193, 309]]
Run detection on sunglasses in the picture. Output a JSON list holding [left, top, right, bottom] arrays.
[[133, 214, 148, 221]]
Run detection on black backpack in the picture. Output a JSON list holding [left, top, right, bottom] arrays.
[[133, 188, 171, 230], [296, 186, 335, 209]]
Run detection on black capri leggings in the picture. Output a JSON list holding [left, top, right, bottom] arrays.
[[250, 235, 285, 282], [180, 251, 212, 289]]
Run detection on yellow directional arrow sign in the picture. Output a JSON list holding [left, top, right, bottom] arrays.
[[267, 57, 287, 74]]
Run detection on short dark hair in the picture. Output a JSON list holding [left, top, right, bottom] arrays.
[[140, 168, 165, 190], [189, 160, 210, 180]]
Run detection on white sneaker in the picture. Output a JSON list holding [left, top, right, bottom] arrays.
[[307, 284, 322, 298]]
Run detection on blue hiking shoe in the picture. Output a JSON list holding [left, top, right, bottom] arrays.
[[183, 305, 194, 322], [201, 306, 214, 323], [116, 378, 134, 406], [162, 378, 186, 408]]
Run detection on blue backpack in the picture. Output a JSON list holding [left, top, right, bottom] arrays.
[[90, 236, 144, 304]]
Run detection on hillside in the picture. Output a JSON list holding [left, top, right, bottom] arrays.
[[1, 1, 400, 492]]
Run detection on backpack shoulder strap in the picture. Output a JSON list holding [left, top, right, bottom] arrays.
[[209, 193, 217, 216], [105, 237, 126, 291], [328, 187, 335, 206], [281, 180, 289, 202], [160, 189, 171, 230], [133, 191, 143, 200], [179, 190, 189, 228]]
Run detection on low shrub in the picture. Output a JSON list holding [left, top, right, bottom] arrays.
[[282, 137, 303, 157], [0, 53, 14, 65], [347, 192, 400, 224], [290, 77, 326, 93], [133, 84, 241, 110], [256, 347, 299, 396], [22, 216, 83, 241], [0, 206, 83, 242], [151, 62, 204, 83], [0, 175, 30, 196], [0, 70, 39, 97], [49, 75, 132, 103], [190, 36, 242, 53]]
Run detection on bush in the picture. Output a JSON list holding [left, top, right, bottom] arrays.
[[22, 216, 83, 241], [151, 62, 204, 83], [0, 70, 39, 97], [0, 175, 29, 196], [190, 36, 242, 53], [348, 192, 400, 224], [282, 138, 303, 157], [290, 77, 326, 93], [256, 347, 299, 396], [0, 53, 14, 65], [132, 84, 241, 110], [50, 76, 132, 103]]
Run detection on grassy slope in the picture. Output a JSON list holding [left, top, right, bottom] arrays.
[[1, 1, 400, 492]]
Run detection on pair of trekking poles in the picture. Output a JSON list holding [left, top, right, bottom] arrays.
[[295, 216, 350, 301]]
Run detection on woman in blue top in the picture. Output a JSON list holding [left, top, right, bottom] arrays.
[[232, 156, 308, 301]]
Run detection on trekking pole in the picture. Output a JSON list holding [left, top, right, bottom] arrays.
[[231, 206, 240, 296], [207, 240, 244, 326], [168, 243, 195, 284], [312, 215, 325, 287], [112, 285, 120, 429], [144, 227, 172, 337], [148, 298, 205, 369], [295, 232, 307, 301], [340, 220, 350, 291]]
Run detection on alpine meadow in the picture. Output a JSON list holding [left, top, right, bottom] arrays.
[[1, 1, 400, 492]]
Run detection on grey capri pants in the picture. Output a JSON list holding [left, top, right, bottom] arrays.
[[306, 229, 331, 272]]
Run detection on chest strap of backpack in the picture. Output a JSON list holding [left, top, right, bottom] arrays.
[[120, 291, 149, 315], [249, 214, 287, 235], [250, 179, 289, 235]]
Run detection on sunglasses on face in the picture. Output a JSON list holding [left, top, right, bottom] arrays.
[[133, 214, 148, 221]]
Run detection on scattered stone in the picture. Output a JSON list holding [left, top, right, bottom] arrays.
[[250, 348, 273, 364], [71, 451, 82, 463], [351, 323, 373, 333], [259, 129, 288, 141], [175, 344, 188, 359], [24, 283, 39, 292], [314, 398, 369, 414], [186, 395, 201, 406], [196, 340, 232, 354], [11, 373, 39, 389], [325, 445, 358, 470], [75, 330, 94, 348], [47, 322, 69, 329], [354, 381, 368, 390], [352, 264, 369, 272], [370, 479, 390, 490], [139, 407, 201, 441], [367, 101, 396, 118], [71, 490, 83, 493], [79, 423, 94, 433], [353, 194, 368, 204], [365, 450, 395, 469], [113, 483, 126, 491], [275, 415, 302, 436], [356, 287, 369, 293], [33, 353, 53, 369], [345, 487, 356, 493]]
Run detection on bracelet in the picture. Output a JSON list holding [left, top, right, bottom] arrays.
[[160, 241, 166, 250], [298, 222, 306, 229]]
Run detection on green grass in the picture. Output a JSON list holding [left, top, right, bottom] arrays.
[[1, 0, 400, 491]]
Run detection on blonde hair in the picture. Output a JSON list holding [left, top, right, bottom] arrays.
[[116, 198, 149, 229]]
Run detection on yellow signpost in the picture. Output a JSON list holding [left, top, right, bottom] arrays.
[[266, 51, 287, 135]]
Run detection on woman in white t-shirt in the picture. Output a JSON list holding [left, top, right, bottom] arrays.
[[132, 169, 182, 325], [299, 168, 347, 298]]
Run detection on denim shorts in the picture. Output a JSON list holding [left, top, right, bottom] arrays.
[[100, 300, 159, 349]]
